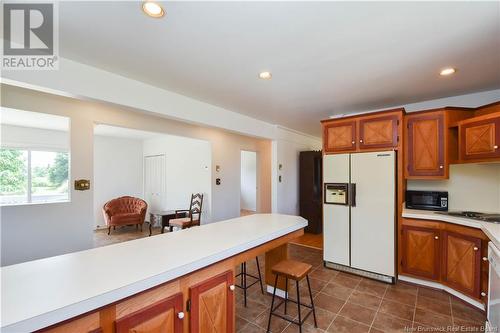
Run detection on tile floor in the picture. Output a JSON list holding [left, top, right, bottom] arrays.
[[235, 244, 487, 333]]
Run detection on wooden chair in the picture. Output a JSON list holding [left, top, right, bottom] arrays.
[[168, 193, 204, 231]]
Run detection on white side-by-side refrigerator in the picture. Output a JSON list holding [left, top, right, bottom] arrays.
[[323, 151, 396, 282]]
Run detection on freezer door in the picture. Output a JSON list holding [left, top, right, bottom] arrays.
[[323, 154, 350, 266], [350, 151, 395, 277]]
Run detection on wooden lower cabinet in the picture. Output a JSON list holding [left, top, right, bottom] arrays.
[[401, 218, 488, 302], [115, 293, 183, 333], [189, 270, 234, 333], [442, 232, 482, 298], [39, 312, 102, 333], [401, 225, 440, 280]]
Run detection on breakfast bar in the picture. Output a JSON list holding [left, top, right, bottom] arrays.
[[1, 214, 307, 333]]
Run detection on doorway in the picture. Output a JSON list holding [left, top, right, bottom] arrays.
[[240, 151, 257, 216], [144, 154, 166, 214]]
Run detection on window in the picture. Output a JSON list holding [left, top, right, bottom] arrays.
[[0, 148, 69, 205]]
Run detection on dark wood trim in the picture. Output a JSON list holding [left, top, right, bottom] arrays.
[[323, 120, 356, 153], [115, 293, 183, 333], [441, 231, 482, 298], [401, 225, 441, 280], [189, 270, 234, 333], [359, 115, 399, 149], [460, 117, 500, 160], [407, 113, 445, 177]]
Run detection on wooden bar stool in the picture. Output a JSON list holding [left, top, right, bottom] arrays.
[[267, 260, 317, 333], [235, 257, 264, 307]]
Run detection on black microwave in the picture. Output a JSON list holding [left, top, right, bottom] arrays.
[[406, 190, 448, 211]]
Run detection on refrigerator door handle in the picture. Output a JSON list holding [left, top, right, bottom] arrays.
[[349, 183, 356, 207]]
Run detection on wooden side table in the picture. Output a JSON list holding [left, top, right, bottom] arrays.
[[149, 210, 188, 236]]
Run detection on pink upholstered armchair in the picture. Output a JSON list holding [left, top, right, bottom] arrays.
[[102, 196, 147, 235]]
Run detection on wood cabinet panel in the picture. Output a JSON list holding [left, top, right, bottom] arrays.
[[39, 313, 101, 333], [323, 121, 356, 153], [460, 117, 500, 160], [406, 113, 445, 178], [442, 232, 482, 298], [190, 270, 234, 333], [359, 115, 399, 149], [115, 293, 183, 333], [401, 225, 440, 280]]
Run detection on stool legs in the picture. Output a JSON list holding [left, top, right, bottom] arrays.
[[237, 257, 264, 307], [306, 276, 318, 328], [284, 278, 288, 315], [267, 274, 279, 333], [296, 280, 302, 333]]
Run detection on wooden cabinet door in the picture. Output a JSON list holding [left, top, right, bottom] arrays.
[[401, 225, 440, 280], [442, 232, 482, 298], [190, 270, 234, 333], [115, 293, 183, 333], [406, 113, 445, 178], [323, 121, 356, 153], [359, 115, 399, 149], [460, 117, 500, 160]]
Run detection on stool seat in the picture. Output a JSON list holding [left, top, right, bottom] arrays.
[[271, 260, 312, 280]]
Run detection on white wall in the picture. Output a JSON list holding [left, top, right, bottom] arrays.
[[407, 163, 500, 212], [272, 129, 322, 215], [1, 124, 69, 150], [240, 151, 257, 211], [143, 135, 212, 223], [93, 135, 144, 228]]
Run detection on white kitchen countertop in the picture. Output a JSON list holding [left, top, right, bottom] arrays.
[[402, 208, 500, 250], [1, 214, 307, 332]]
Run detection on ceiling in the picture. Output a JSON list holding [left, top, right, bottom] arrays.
[[59, 1, 500, 136]]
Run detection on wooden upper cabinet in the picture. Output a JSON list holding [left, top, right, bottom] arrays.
[[115, 293, 183, 333], [442, 232, 482, 298], [190, 270, 234, 333], [459, 115, 500, 161], [406, 112, 445, 178], [401, 225, 441, 280], [323, 121, 356, 153], [359, 115, 399, 150]]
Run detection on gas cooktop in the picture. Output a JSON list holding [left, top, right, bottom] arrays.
[[437, 211, 500, 224]]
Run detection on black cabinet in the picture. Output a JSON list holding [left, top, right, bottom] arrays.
[[299, 151, 322, 234]]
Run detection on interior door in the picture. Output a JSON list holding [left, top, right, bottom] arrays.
[[323, 154, 350, 266], [350, 151, 395, 277], [144, 154, 166, 215]]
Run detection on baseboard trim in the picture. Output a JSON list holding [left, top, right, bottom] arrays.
[[398, 275, 485, 310], [266, 285, 287, 299]]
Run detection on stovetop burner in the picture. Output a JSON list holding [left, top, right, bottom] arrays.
[[438, 211, 500, 223]]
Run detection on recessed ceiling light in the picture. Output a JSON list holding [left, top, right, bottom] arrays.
[[259, 71, 272, 80], [142, 1, 164, 18], [440, 67, 456, 76]]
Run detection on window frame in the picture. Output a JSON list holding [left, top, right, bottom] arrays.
[[0, 146, 71, 206]]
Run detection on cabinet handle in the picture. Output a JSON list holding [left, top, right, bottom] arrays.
[[494, 145, 499, 149], [481, 292, 486, 297], [229, 284, 235, 291], [359, 139, 363, 143], [352, 141, 355, 144], [178, 312, 185, 319], [483, 257, 488, 262], [434, 236, 439, 240], [473, 247, 479, 251], [439, 165, 444, 169]]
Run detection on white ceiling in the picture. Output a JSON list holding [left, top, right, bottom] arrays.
[[1, 108, 69, 131], [59, 1, 500, 136]]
